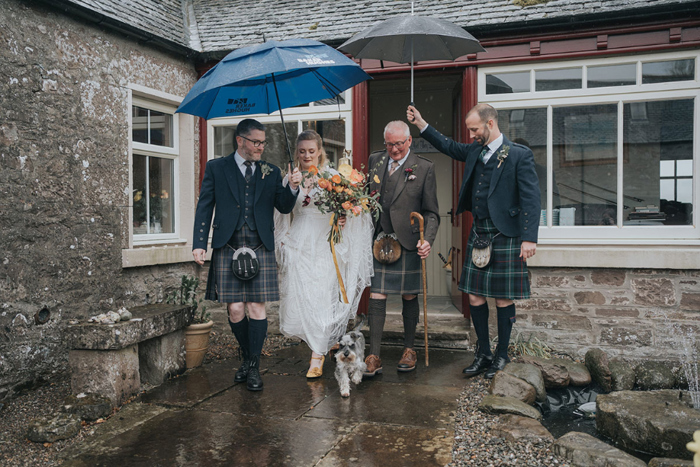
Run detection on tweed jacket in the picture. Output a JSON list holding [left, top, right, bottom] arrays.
[[368, 150, 440, 250], [421, 125, 540, 243], [193, 154, 298, 252]]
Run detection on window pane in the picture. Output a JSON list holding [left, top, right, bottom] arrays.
[[536, 68, 582, 91], [497, 108, 552, 222], [213, 126, 236, 158], [302, 119, 346, 167], [148, 157, 175, 234], [588, 64, 636, 88], [132, 106, 148, 144], [624, 99, 693, 226], [133, 154, 148, 234], [486, 72, 530, 94], [642, 59, 695, 84], [553, 104, 618, 226], [149, 110, 173, 147]]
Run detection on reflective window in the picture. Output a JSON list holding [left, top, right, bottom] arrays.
[[486, 72, 530, 94], [303, 120, 346, 166], [553, 104, 618, 226], [132, 105, 173, 147], [588, 64, 636, 88], [132, 155, 175, 235], [536, 68, 582, 92], [642, 59, 695, 84]]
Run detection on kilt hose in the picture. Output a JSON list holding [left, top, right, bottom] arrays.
[[459, 217, 531, 299], [371, 245, 424, 295], [205, 225, 280, 303]]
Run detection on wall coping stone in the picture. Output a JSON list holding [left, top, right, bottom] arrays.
[[63, 304, 192, 350]]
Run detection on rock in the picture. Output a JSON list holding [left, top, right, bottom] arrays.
[[610, 359, 636, 391], [478, 394, 542, 421], [62, 393, 112, 422], [490, 371, 537, 405], [491, 414, 553, 443], [596, 390, 699, 459], [503, 362, 547, 402], [26, 413, 82, 443], [648, 458, 694, 467], [553, 431, 646, 467], [635, 361, 677, 390], [554, 358, 591, 386], [585, 348, 612, 392], [521, 355, 570, 389]]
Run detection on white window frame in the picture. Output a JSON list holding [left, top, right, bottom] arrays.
[[478, 51, 700, 268], [123, 84, 197, 268], [206, 89, 354, 163]]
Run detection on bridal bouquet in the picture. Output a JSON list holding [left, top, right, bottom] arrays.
[[303, 150, 381, 302]]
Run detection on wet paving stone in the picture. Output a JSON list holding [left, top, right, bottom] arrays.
[[62, 408, 350, 467], [198, 373, 339, 420], [305, 379, 459, 429], [317, 422, 453, 467]]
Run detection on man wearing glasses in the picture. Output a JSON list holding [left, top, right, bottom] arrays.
[[193, 118, 302, 391], [364, 120, 440, 376]]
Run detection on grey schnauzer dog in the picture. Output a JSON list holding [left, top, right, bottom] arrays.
[[334, 316, 367, 397]]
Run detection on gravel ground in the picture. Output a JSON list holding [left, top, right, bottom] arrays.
[[1, 327, 571, 467], [449, 376, 571, 466]]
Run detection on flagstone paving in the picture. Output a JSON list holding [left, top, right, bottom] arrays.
[[61, 344, 470, 466]]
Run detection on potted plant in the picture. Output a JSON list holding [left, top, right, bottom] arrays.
[[167, 275, 212, 369]]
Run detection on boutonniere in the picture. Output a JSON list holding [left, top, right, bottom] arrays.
[[404, 164, 418, 181], [497, 145, 510, 168], [260, 162, 272, 179]]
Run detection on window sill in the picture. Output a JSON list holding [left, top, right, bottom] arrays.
[[122, 244, 211, 268], [529, 243, 700, 269]]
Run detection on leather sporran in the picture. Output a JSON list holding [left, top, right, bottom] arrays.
[[373, 232, 401, 264], [230, 246, 260, 281], [471, 232, 500, 269]]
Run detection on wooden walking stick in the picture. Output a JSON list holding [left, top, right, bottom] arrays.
[[410, 212, 429, 366]]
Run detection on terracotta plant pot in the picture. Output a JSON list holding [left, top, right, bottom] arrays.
[[184, 320, 214, 369]]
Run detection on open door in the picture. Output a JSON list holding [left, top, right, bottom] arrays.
[[451, 67, 478, 318]]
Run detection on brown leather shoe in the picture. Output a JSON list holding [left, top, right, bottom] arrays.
[[397, 348, 417, 372], [363, 354, 383, 377]]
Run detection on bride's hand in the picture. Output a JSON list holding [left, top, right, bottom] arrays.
[[338, 215, 347, 228]]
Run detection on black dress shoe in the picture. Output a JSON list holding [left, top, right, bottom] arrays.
[[234, 360, 250, 383], [462, 354, 494, 377], [246, 355, 264, 391], [484, 356, 509, 379]]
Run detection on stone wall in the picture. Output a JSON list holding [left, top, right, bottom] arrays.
[[516, 268, 700, 360], [0, 0, 199, 399]]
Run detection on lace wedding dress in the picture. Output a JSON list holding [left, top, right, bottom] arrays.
[[275, 175, 374, 355]]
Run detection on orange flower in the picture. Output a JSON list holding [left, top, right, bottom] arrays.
[[349, 169, 363, 185], [308, 165, 318, 176], [317, 178, 329, 190], [342, 201, 353, 210], [352, 205, 362, 215], [344, 188, 353, 196], [334, 185, 344, 193], [331, 174, 342, 184]]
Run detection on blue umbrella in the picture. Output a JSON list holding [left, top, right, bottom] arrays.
[[176, 38, 371, 163]]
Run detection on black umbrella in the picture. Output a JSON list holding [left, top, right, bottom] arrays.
[[339, 13, 485, 104]]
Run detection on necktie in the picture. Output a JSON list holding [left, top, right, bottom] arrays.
[[244, 161, 253, 182], [389, 160, 399, 176], [479, 146, 489, 163]]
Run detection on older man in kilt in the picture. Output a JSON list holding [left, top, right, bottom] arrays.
[[408, 104, 540, 379], [193, 119, 302, 391], [363, 120, 440, 377]]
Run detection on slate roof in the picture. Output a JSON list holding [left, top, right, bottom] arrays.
[[52, 0, 700, 55]]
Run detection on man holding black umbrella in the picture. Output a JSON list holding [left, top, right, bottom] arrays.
[[407, 104, 540, 380], [192, 119, 302, 391]]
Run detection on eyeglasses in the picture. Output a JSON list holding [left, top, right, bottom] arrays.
[[384, 138, 409, 149], [239, 135, 268, 148]]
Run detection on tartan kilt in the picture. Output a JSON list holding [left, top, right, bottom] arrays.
[[205, 225, 279, 303], [371, 245, 423, 295], [459, 218, 531, 299]]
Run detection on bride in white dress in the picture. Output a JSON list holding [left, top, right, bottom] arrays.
[[275, 130, 374, 378]]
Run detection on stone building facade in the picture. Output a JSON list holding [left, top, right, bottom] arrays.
[[1, 0, 698, 399], [0, 0, 199, 398]]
